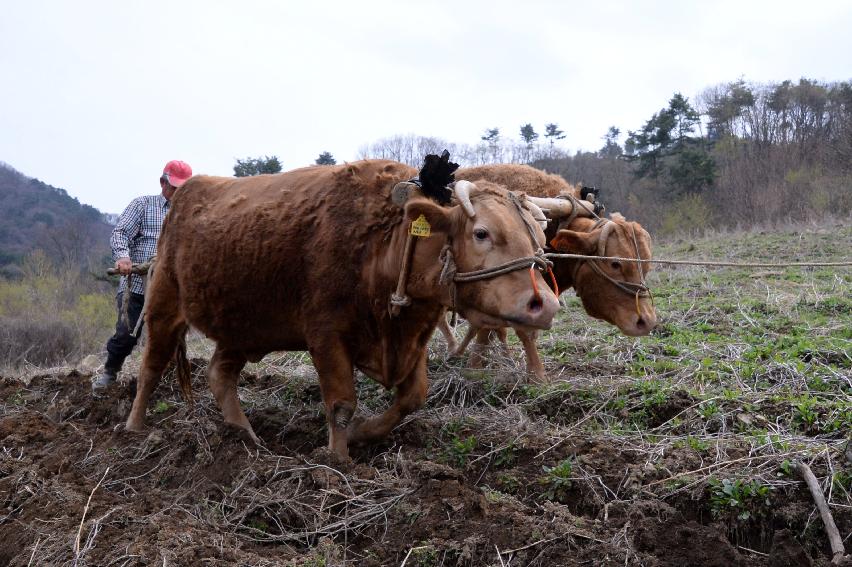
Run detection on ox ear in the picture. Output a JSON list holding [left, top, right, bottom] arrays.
[[404, 197, 454, 235], [633, 221, 652, 244], [550, 229, 597, 254]]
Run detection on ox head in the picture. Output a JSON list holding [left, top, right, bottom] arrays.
[[550, 215, 657, 336], [398, 179, 560, 331]]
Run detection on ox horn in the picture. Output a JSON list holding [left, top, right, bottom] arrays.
[[451, 180, 477, 218], [520, 196, 548, 231], [526, 196, 597, 219], [597, 220, 615, 257]]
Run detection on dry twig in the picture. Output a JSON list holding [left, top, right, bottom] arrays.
[[74, 466, 110, 558], [794, 460, 847, 565]]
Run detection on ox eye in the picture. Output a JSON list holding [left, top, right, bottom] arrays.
[[473, 228, 490, 241], [611, 261, 622, 270]]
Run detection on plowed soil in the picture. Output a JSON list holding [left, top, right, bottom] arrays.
[[0, 361, 847, 566]]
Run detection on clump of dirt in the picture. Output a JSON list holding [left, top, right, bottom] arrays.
[[767, 529, 813, 567], [629, 500, 745, 567], [647, 389, 694, 427]]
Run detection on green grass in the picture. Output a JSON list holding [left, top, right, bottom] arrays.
[[709, 477, 773, 522], [539, 458, 574, 502], [445, 435, 477, 467], [531, 223, 852, 438]]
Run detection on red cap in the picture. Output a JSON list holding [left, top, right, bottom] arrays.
[[162, 160, 193, 187]]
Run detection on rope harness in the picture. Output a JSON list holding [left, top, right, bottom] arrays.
[[439, 193, 559, 314], [388, 233, 416, 315], [570, 219, 653, 317], [558, 194, 595, 228], [540, 195, 655, 318], [390, 191, 558, 317]]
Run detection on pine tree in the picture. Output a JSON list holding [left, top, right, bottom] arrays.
[[481, 128, 501, 162], [599, 126, 622, 158], [519, 123, 539, 149], [544, 123, 565, 156], [625, 93, 715, 194], [481, 127, 500, 146], [315, 152, 336, 165], [233, 156, 282, 177]]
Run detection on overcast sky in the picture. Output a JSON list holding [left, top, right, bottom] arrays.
[[1, 0, 850, 213]]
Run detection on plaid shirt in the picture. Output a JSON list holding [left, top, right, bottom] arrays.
[[110, 194, 170, 295]]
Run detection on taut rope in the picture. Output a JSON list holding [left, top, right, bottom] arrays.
[[545, 254, 852, 268], [447, 251, 553, 283]]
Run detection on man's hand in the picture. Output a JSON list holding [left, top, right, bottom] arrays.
[[115, 257, 132, 275]]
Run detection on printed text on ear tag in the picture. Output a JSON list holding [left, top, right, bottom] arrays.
[[410, 214, 432, 237]]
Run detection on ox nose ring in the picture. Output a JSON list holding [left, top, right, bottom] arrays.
[[528, 263, 559, 303], [529, 264, 541, 302], [530, 262, 560, 305]]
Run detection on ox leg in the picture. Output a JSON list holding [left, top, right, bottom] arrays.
[[125, 283, 185, 433], [495, 327, 509, 353], [449, 324, 478, 358], [310, 341, 357, 459], [350, 354, 427, 444], [468, 328, 493, 369], [516, 329, 547, 383], [207, 347, 257, 442], [435, 313, 459, 354]]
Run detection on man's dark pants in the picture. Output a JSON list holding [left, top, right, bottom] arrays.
[[105, 292, 145, 373]]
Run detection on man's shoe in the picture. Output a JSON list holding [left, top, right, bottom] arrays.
[[92, 370, 117, 397]]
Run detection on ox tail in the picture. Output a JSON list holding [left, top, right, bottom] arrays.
[[174, 327, 193, 404]]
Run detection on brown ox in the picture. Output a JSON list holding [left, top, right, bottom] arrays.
[[125, 159, 560, 458], [437, 164, 657, 381]]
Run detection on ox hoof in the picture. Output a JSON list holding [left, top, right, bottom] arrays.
[[312, 445, 352, 467], [345, 416, 369, 445], [220, 422, 262, 446], [119, 421, 146, 435], [348, 416, 389, 446], [527, 372, 550, 385], [447, 347, 465, 360]]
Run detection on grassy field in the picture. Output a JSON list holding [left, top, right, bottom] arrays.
[[0, 221, 849, 566]]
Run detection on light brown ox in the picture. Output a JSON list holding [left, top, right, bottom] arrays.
[[124, 159, 560, 458], [436, 164, 657, 382]]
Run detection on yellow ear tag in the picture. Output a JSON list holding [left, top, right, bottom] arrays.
[[409, 214, 432, 237]]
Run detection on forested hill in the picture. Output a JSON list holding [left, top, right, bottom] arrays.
[[0, 162, 112, 278]]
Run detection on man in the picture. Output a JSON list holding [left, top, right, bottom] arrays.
[[92, 160, 193, 395]]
